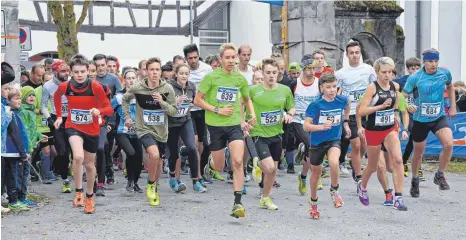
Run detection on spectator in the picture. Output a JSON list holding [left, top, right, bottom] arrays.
[[20, 71, 30, 85], [22, 64, 45, 88], [161, 64, 174, 80], [44, 58, 54, 73], [454, 81, 466, 112], [205, 54, 220, 70]]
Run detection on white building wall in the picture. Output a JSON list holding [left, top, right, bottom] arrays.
[[438, 1, 462, 81], [229, 1, 272, 62]]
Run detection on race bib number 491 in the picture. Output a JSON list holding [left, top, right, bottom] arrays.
[[143, 110, 164, 125], [421, 102, 441, 117], [318, 109, 342, 126], [260, 110, 281, 126], [375, 109, 394, 126], [216, 87, 238, 103], [71, 109, 93, 125]]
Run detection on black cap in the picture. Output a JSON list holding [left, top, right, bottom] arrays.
[[1, 62, 15, 85]]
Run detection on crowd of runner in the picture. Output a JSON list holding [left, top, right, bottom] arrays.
[[1, 40, 464, 219]]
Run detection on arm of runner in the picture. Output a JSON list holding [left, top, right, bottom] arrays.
[[358, 84, 388, 117], [93, 82, 113, 117], [243, 96, 256, 126], [344, 100, 351, 139], [122, 88, 136, 125], [447, 83, 457, 118], [40, 87, 51, 118], [160, 86, 178, 117]]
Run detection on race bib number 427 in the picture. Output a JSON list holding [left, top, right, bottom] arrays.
[[216, 87, 238, 103], [260, 110, 281, 126], [143, 110, 165, 125], [421, 102, 441, 117], [71, 109, 93, 125]]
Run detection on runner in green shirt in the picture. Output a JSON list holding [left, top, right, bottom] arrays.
[[249, 58, 295, 210], [194, 43, 256, 218]]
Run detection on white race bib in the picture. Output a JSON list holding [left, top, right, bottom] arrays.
[[216, 87, 238, 103], [348, 89, 365, 102], [123, 125, 136, 134], [71, 109, 93, 124], [61, 103, 68, 116], [375, 109, 394, 126], [143, 110, 164, 125], [421, 102, 441, 117], [175, 103, 190, 117], [318, 109, 342, 126], [40, 117, 48, 127], [260, 110, 281, 126]]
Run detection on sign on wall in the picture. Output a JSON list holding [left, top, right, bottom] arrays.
[[19, 26, 32, 51]]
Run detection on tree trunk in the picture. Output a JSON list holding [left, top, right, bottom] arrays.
[[48, 1, 90, 62]]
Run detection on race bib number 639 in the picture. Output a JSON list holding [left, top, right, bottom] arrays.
[[216, 87, 238, 103]]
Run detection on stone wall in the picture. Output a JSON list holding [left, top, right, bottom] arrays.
[[270, 0, 404, 73]]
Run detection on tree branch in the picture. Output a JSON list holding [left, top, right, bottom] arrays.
[[77, 0, 92, 29], [47, 1, 64, 26]]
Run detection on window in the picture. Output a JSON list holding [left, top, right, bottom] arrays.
[[199, 4, 229, 59]]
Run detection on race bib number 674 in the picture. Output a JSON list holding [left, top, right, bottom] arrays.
[[71, 109, 93, 125]]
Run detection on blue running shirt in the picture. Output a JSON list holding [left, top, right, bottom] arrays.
[[305, 95, 349, 146], [403, 67, 452, 122]]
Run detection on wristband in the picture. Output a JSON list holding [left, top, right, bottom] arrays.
[[344, 119, 349, 123]]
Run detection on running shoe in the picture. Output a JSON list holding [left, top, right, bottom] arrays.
[[339, 163, 350, 178], [410, 177, 420, 198], [193, 182, 207, 193], [73, 192, 85, 207], [321, 168, 329, 178], [260, 197, 278, 210], [318, 180, 323, 190], [177, 180, 187, 192], [295, 143, 305, 165], [106, 170, 115, 185], [133, 183, 143, 193], [61, 179, 72, 193], [227, 171, 234, 184], [357, 181, 369, 206], [273, 181, 281, 188], [123, 168, 127, 178], [163, 159, 169, 174], [201, 176, 213, 185], [126, 181, 134, 192], [212, 171, 225, 181], [146, 182, 157, 200], [242, 186, 247, 195], [231, 203, 246, 218], [257, 188, 264, 199], [287, 164, 295, 174], [330, 190, 344, 208], [149, 191, 160, 206], [1, 206, 11, 214], [168, 177, 179, 192], [244, 168, 251, 183], [393, 197, 408, 211], [403, 164, 409, 177], [95, 183, 106, 197], [84, 196, 96, 214], [298, 175, 307, 195], [278, 161, 285, 170], [47, 171, 58, 181], [418, 170, 426, 181], [384, 189, 394, 206], [309, 200, 319, 219], [181, 164, 189, 175], [8, 202, 30, 212], [203, 155, 214, 181], [20, 199, 37, 208], [434, 172, 450, 190], [252, 157, 262, 183]]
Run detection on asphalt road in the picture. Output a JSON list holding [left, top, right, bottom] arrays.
[[2, 166, 466, 240]]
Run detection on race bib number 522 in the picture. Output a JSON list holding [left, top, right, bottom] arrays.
[[216, 87, 238, 103], [260, 110, 281, 126]]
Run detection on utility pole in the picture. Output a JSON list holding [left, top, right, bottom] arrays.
[[189, 0, 194, 44], [282, 0, 289, 69], [1, 1, 20, 84]]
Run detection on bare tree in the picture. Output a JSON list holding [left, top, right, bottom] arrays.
[[47, 1, 91, 62]]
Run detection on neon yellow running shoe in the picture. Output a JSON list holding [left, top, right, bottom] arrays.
[[146, 182, 157, 200], [321, 168, 329, 178], [61, 180, 72, 193], [212, 171, 225, 181], [231, 203, 245, 218], [260, 197, 278, 210], [298, 175, 307, 195], [123, 168, 127, 177], [149, 191, 160, 206], [403, 164, 408, 177], [318, 180, 323, 190], [252, 157, 262, 183]]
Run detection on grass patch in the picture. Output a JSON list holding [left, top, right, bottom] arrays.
[[425, 162, 466, 174]]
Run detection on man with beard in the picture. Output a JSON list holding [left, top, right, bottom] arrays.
[[40, 60, 72, 193], [22, 64, 45, 88]]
